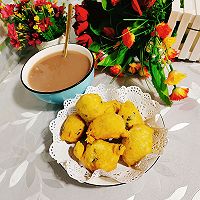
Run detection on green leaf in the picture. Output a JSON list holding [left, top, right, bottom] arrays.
[[116, 45, 128, 65], [98, 45, 128, 67], [37, 12, 44, 19], [151, 64, 161, 88], [149, 62, 172, 106], [102, 0, 107, 10], [90, 25, 101, 36], [89, 42, 101, 52], [98, 51, 118, 66]]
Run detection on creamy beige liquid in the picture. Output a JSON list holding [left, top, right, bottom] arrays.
[[28, 51, 90, 92]]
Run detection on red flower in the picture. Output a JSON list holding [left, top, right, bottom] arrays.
[[75, 5, 88, 22], [34, 0, 48, 6], [131, 0, 156, 16], [20, 0, 30, 3], [111, 0, 120, 6], [122, 28, 135, 49], [7, 23, 18, 40], [76, 34, 93, 47], [27, 33, 41, 47], [52, 4, 65, 18], [153, 22, 172, 39], [7, 23, 21, 48], [0, 4, 14, 19], [15, 3, 22, 10], [38, 17, 53, 32], [170, 87, 189, 101], [73, 21, 89, 36], [131, 0, 142, 16], [102, 27, 115, 38], [110, 65, 124, 77], [10, 39, 21, 48]]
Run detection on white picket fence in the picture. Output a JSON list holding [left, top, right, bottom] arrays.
[[168, 0, 200, 61]]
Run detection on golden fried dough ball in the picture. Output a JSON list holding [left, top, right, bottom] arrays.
[[122, 124, 153, 166], [73, 141, 85, 160], [75, 94, 105, 123], [86, 113, 129, 143], [73, 140, 126, 172], [103, 100, 121, 114], [118, 101, 144, 129], [60, 114, 85, 143]]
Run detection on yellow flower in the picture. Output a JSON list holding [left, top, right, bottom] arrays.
[[163, 37, 176, 48], [18, 23, 25, 30], [33, 25, 42, 33], [34, 15, 40, 22], [15, 13, 25, 20], [46, 4, 53, 13], [16, 13, 22, 18], [164, 70, 186, 85]]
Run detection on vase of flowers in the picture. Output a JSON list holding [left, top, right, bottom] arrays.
[[36, 34, 65, 50], [0, 0, 66, 51], [73, 0, 189, 106]]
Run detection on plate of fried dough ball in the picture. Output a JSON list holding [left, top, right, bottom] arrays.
[[49, 84, 167, 185]]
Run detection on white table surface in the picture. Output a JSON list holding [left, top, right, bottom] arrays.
[[0, 61, 199, 200]]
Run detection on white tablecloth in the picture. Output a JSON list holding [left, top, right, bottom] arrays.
[[0, 61, 199, 200]]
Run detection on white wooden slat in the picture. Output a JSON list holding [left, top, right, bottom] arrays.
[[178, 0, 199, 60], [195, 0, 200, 15], [172, 13, 193, 50], [190, 36, 200, 61], [168, 0, 184, 37], [179, 15, 200, 60], [172, 0, 197, 52], [188, 0, 200, 61], [168, 11, 183, 36], [171, 0, 183, 13], [184, 0, 196, 16]]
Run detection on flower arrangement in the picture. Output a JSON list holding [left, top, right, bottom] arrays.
[[0, 0, 66, 50], [73, 0, 189, 105]]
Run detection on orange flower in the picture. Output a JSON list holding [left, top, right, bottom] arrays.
[[153, 22, 172, 39], [164, 70, 186, 85], [163, 37, 176, 48], [170, 87, 189, 101], [110, 65, 123, 76], [167, 48, 178, 61], [138, 66, 150, 78], [128, 63, 141, 74], [122, 28, 135, 49]]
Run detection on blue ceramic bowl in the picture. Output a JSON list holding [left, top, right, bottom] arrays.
[[21, 44, 94, 104]]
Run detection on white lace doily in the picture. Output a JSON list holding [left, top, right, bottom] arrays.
[[49, 84, 168, 185]]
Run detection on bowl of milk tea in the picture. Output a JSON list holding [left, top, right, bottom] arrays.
[[21, 44, 94, 104]]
